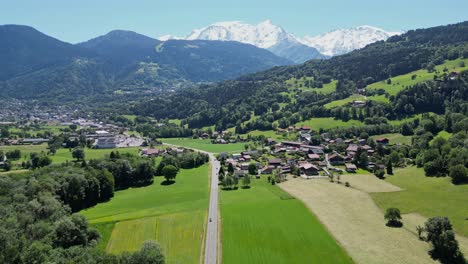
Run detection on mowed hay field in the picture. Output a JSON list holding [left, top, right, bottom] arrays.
[[371, 166, 468, 237], [81, 164, 210, 263], [280, 177, 437, 264], [220, 177, 353, 264], [162, 138, 247, 153]]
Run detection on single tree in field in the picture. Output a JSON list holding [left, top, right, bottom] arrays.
[[223, 174, 234, 189], [242, 174, 251, 188], [218, 166, 224, 176], [384, 207, 402, 227], [162, 165, 178, 183], [218, 170, 225, 183], [386, 159, 393, 175], [72, 148, 85, 161]]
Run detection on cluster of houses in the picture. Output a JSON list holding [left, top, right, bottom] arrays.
[[200, 130, 248, 145], [222, 134, 391, 179]]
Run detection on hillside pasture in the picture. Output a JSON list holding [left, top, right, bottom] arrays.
[[370, 133, 412, 145], [367, 58, 468, 96]]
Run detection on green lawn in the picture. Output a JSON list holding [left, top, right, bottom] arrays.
[[81, 164, 210, 263], [371, 166, 468, 237], [367, 58, 468, 96], [221, 177, 353, 264], [370, 133, 412, 145], [296, 117, 363, 131], [161, 138, 248, 153]]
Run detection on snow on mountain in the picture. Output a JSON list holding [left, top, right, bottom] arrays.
[[184, 20, 298, 49], [158, 21, 402, 61], [301, 25, 402, 56]]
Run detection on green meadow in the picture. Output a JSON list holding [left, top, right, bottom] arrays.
[[50, 147, 142, 163], [367, 58, 468, 96], [286, 77, 338, 95], [295, 117, 363, 131], [161, 138, 248, 153], [324, 94, 389, 109], [81, 164, 210, 263], [371, 166, 468, 237], [220, 177, 353, 264], [370, 133, 412, 145]]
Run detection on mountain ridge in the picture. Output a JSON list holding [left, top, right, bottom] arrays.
[[159, 20, 402, 61], [0, 25, 292, 99]]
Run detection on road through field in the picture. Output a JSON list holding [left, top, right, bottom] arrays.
[[163, 143, 219, 264], [204, 153, 219, 264]]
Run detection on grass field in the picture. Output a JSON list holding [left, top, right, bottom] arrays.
[[286, 77, 338, 95], [220, 177, 353, 264], [241, 129, 296, 141], [324, 94, 389, 109], [280, 177, 437, 264], [371, 166, 468, 237], [50, 147, 142, 163], [161, 138, 248, 153], [81, 164, 209, 263], [296, 117, 363, 131], [367, 58, 468, 96], [370, 133, 412, 145], [0, 144, 48, 165]]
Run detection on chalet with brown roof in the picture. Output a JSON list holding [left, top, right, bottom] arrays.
[[376, 138, 389, 144], [329, 153, 345, 165], [268, 158, 282, 167], [299, 162, 319, 176], [307, 153, 321, 161], [345, 163, 357, 172]]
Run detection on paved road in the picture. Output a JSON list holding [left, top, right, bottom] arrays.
[[204, 153, 220, 264], [162, 143, 219, 264]]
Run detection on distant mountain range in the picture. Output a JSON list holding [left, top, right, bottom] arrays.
[[159, 20, 402, 63], [0, 25, 290, 99]]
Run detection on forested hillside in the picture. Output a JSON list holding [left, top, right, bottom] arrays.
[[0, 25, 291, 99], [132, 21, 468, 131]]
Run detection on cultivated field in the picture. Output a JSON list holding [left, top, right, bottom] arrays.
[[81, 164, 210, 263], [280, 177, 437, 264], [161, 138, 248, 153], [220, 177, 353, 264], [371, 166, 468, 237], [367, 58, 468, 96]]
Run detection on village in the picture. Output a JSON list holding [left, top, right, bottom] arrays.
[[212, 125, 393, 182]]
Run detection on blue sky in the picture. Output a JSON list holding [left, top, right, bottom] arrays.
[[1, 0, 467, 43]]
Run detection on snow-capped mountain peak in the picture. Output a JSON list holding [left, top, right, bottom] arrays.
[[301, 25, 402, 56], [184, 20, 295, 49]]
